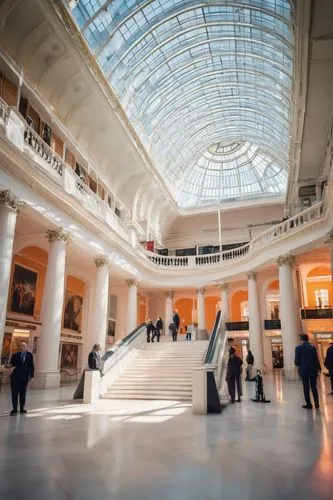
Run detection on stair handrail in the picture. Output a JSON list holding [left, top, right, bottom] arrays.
[[102, 322, 147, 371], [204, 310, 222, 364], [203, 310, 228, 393]]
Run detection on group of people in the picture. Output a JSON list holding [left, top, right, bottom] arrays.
[[146, 317, 164, 343], [226, 334, 333, 408], [6, 331, 333, 415]]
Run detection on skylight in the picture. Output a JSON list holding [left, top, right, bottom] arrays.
[[66, 0, 294, 208]]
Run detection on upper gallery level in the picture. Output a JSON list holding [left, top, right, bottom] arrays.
[[0, 0, 333, 288]]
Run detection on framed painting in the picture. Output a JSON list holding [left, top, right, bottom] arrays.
[[63, 292, 83, 333], [10, 264, 38, 316], [60, 343, 78, 369]]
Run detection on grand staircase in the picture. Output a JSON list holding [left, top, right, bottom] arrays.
[[102, 340, 208, 401]]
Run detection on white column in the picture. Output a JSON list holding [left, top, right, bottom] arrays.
[[126, 280, 138, 333], [218, 282, 230, 322], [93, 257, 110, 353], [277, 254, 299, 379], [196, 287, 206, 332], [248, 272, 264, 370], [0, 190, 22, 355], [35, 227, 69, 388], [164, 291, 174, 333], [325, 229, 333, 280]]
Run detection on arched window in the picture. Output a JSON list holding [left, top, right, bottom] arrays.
[[314, 289, 329, 308]]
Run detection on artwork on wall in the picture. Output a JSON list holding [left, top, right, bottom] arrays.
[[60, 343, 78, 369], [10, 264, 38, 316], [1, 332, 12, 364], [107, 319, 116, 338], [63, 292, 83, 332]]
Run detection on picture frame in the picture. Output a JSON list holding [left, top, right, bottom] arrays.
[[10, 264, 38, 317], [63, 291, 83, 333]]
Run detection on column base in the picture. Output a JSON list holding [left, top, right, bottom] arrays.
[[283, 368, 298, 381], [32, 371, 61, 389]]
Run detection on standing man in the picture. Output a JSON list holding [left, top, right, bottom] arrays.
[[245, 350, 254, 380], [88, 344, 102, 371], [169, 322, 177, 342], [146, 319, 155, 343], [324, 342, 333, 395], [173, 310, 180, 335], [295, 334, 321, 409], [226, 347, 243, 403], [153, 317, 163, 343], [8, 341, 34, 416]]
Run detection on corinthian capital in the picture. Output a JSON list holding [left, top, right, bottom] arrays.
[[46, 227, 70, 243], [164, 290, 174, 299], [0, 189, 24, 212], [276, 254, 295, 267], [325, 229, 333, 245], [217, 282, 229, 291], [196, 287, 206, 295], [247, 271, 257, 281], [94, 256, 110, 268], [126, 279, 138, 287]]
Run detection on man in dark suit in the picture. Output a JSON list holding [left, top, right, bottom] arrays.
[[226, 347, 243, 403], [324, 343, 333, 395], [295, 334, 321, 409], [8, 341, 34, 415], [173, 311, 180, 334], [88, 344, 102, 371]]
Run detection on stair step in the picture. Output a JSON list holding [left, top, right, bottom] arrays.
[[103, 393, 191, 401]]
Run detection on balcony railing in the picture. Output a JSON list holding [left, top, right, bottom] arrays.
[[0, 97, 9, 129], [144, 201, 324, 270], [24, 123, 65, 176], [301, 308, 333, 320]]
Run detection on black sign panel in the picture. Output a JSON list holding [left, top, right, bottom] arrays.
[[226, 321, 249, 331], [301, 309, 333, 320], [157, 248, 168, 256], [264, 320, 281, 330], [175, 247, 196, 256]]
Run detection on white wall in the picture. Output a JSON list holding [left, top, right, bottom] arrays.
[[163, 203, 284, 249]]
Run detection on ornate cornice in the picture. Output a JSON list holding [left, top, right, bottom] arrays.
[[276, 254, 295, 267], [164, 290, 174, 299], [46, 227, 70, 243], [0, 189, 24, 213], [196, 287, 206, 294], [247, 271, 257, 281], [94, 256, 110, 268]]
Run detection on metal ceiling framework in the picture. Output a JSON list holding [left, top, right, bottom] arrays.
[[66, 0, 294, 208]]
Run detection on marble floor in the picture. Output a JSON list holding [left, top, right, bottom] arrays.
[[0, 374, 333, 500]]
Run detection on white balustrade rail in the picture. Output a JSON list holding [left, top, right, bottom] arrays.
[[144, 201, 325, 270], [24, 123, 65, 176], [0, 97, 9, 129]]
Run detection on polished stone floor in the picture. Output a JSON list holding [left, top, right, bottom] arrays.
[[0, 374, 333, 500]]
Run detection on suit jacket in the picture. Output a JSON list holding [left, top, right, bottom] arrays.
[[10, 351, 34, 381], [295, 342, 321, 377], [88, 351, 101, 370], [226, 355, 243, 380], [173, 313, 180, 329], [324, 344, 333, 371]]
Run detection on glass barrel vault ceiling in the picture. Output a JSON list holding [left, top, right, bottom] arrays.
[[67, 0, 294, 209]]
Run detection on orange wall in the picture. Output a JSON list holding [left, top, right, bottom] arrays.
[[231, 290, 248, 321], [9, 246, 48, 317], [138, 302, 146, 324], [268, 280, 279, 292], [174, 298, 194, 327], [66, 275, 85, 296], [205, 296, 220, 331], [306, 267, 333, 307]]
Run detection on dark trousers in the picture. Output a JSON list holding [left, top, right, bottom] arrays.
[[172, 331, 177, 342], [301, 375, 319, 406], [147, 333, 151, 343], [227, 375, 242, 402], [152, 330, 160, 343], [329, 370, 333, 392], [11, 377, 29, 410], [185, 332, 191, 341]]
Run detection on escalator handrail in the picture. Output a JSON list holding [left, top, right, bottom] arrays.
[[101, 322, 146, 364], [204, 310, 222, 365]]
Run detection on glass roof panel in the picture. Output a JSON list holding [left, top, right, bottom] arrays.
[[66, 0, 294, 208]]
